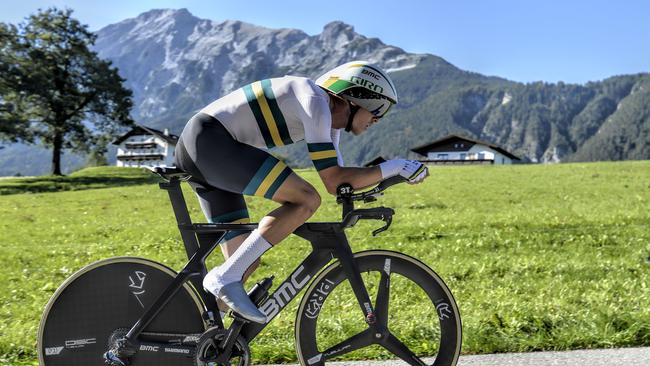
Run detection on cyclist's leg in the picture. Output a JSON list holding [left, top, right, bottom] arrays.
[[177, 113, 320, 248], [255, 172, 321, 244], [186, 179, 260, 283], [176, 113, 317, 321]]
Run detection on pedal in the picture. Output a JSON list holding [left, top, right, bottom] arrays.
[[227, 310, 250, 323]]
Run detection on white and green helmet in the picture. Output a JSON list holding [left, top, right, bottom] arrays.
[[315, 61, 398, 118]]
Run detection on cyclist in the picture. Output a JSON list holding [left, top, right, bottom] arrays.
[[174, 61, 428, 323]]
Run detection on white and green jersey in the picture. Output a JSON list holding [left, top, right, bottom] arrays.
[[201, 76, 343, 171]]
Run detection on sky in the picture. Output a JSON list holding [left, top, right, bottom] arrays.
[[1, 0, 649, 84]]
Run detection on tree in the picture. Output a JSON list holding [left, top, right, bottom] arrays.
[[0, 23, 32, 143], [0, 8, 133, 175]]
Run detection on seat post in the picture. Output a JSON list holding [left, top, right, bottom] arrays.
[[159, 178, 200, 260]]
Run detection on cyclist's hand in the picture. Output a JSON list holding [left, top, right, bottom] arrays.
[[379, 159, 428, 183], [399, 160, 427, 184], [407, 164, 428, 184]]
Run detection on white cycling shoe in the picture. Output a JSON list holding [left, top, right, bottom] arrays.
[[210, 282, 267, 324]]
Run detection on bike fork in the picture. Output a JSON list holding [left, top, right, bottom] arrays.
[[334, 235, 377, 325]]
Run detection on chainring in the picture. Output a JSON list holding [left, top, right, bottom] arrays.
[[194, 327, 251, 366], [107, 328, 131, 350]]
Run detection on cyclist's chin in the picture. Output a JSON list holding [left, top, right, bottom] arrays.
[[351, 125, 369, 136]]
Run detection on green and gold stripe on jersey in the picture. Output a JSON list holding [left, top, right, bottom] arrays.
[[209, 209, 251, 242], [242, 79, 293, 148], [243, 156, 292, 199], [308, 143, 338, 171]]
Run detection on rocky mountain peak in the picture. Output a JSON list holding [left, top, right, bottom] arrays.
[[319, 21, 366, 49], [136, 8, 193, 21], [321, 21, 355, 37], [95, 8, 423, 120]]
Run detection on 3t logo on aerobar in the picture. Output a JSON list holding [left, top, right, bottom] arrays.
[[129, 271, 147, 308], [260, 265, 311, 320]]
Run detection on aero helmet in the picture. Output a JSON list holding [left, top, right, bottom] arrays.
[[316, 61, 398, 118]]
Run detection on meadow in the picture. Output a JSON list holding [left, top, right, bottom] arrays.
[[0, 162, 648, 365]]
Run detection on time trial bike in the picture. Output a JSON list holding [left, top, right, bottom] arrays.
[[38, 166, 461, 366]]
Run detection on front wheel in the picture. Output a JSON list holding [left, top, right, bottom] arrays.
[[295, 250, 461, 366]]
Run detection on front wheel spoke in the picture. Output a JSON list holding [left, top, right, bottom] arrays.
[[381, 333, 428, 366], [322, 328, 373, 360], [375, 270, 390, 327]]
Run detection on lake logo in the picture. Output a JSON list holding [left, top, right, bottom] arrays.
[[129, 271, 147, 308]]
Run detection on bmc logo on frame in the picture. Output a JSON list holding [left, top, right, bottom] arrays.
[[259, 265, 311, 320]]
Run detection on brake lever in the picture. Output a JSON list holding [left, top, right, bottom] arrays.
[[372, 215, 392, 236]]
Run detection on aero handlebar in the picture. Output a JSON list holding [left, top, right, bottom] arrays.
[[336, 175, 408, 236]]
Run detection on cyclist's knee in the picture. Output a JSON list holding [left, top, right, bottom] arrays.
[[296, 185, 321, 216], [274, 174, 321, 213]]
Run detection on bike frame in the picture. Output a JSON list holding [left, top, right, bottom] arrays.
[[123, 177, 378, 346]]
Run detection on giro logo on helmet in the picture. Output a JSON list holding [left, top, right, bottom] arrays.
[[316, 60, 398, 118], [350, 76, 384, 94]]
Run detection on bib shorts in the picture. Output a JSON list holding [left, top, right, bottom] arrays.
[[174, 113, 294, 241]]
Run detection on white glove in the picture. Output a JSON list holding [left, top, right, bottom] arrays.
[[379, 159, 428, 182], [408, 164, 428, 183]]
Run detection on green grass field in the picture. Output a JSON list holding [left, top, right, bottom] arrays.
[[1, 162, 649, 365]]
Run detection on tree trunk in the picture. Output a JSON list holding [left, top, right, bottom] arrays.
[[51, 131, 63, 176]]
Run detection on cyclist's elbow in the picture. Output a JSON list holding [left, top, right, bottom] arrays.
[[319, 166, 345, 195], [324, 183, 339, 196]]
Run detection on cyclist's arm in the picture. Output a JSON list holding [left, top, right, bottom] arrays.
[[300, 89, 382, 193], [317, 165, 382, 195]]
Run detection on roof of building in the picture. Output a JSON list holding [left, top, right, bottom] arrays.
[[411, 134, 520, 160], [112, 125, 179, 145]]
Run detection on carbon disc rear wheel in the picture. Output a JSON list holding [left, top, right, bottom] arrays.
[[38, 257, 206, 366]]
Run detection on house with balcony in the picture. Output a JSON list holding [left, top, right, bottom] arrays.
[[112, 125, 178, 168], [411, 134, 520, 165]]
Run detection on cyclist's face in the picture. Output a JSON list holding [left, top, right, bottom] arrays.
[[350, 107, 380, 135]]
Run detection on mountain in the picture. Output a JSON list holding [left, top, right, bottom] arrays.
[[0, 143, 85, 177], [93, 9, 426, 129], [1, 8, 648, 175]]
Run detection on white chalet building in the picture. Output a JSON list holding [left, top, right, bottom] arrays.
[[112, 125, 178, 168], [411, 134, 520, 165]]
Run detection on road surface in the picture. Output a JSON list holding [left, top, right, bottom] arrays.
[[260, 347, 650, 366]]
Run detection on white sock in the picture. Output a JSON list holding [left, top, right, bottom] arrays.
[[203, 229, 272, 295]]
